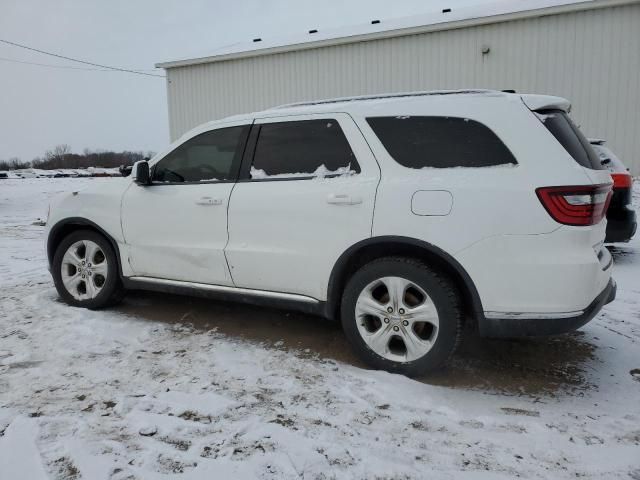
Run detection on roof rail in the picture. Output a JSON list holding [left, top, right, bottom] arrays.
[[274, 89, 498, 109]]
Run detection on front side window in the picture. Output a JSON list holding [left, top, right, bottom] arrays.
[[153, 125, 249, 183], [366, 116, 517, 169], [250, 119, 360, 179]]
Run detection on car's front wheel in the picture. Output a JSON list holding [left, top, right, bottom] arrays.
[[52, 230, 124, 309], [341, 257, 462, 376]]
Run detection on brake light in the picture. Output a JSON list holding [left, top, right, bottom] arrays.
[[536, 184, 612, 226], [611, 172, 633, 189]]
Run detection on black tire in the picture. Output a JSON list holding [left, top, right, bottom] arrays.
[[52, 229, 124, 309], [341, 257, 462, 376]]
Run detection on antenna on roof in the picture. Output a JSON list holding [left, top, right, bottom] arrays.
[[442, 8, 452, 13]]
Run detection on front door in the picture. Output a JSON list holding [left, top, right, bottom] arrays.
[[121, 122, 250, 285]]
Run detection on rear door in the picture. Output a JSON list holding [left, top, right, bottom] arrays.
[[225, 113, 380, 300]]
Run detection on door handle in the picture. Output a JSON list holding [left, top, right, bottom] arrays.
[[327, 193, 362, 205], [196, 197, 224, 206]]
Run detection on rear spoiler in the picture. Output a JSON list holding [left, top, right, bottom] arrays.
[[520, 94, 571, 113]]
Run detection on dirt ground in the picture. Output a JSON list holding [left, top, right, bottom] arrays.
[[116, 284, 601, 398]]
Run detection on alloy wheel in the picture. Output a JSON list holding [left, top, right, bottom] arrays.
[[355, 276, 439, 362], [60, 240, 109, 300]]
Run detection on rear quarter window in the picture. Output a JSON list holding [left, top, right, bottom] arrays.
[[535, 110, 604, 170], [366, 116, 517, 169]]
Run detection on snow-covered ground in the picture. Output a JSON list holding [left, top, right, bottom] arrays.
[[1, 178, 638, 479], [1, 167, 120, 179]]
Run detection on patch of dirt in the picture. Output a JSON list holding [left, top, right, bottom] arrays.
[[117, 291, 599, 397], [159, 436, 191, 451], [316, 447, 356, 467], [51, 456, 80, 480], [269, 414, 296, 429], [500, 407, 540, 417], [177, 410, 212, 424], [200, 435, 275, 461], [156, 454, 196, 474]]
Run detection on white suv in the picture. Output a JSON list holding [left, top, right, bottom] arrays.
[[46, 90, 616, 375]]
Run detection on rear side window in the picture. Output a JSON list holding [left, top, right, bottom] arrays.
[[366, 116, 517, 169], [250, 120, 360, 179], [535, 110, 604, 170]]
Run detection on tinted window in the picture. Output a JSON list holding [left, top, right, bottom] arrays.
[[366, 116, 516, 169], [250, 120, 360, 179], [535, 110, 604, 170], [153, 126, 249, 183]]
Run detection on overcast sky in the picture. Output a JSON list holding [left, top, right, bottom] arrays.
[[1, 0, 496, 161]]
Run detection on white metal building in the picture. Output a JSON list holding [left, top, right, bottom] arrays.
[[157, 0, 640, 174]]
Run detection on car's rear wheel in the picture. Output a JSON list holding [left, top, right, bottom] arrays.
[[52, 230, 124, 309], [341, 257, 462, 376]]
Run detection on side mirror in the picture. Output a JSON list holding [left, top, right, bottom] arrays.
[[133, 161, 151, 185]]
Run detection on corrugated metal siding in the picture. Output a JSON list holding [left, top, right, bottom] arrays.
[[166, 3, 640, 173]]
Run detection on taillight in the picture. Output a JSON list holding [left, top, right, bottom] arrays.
[[536, 184, 612, 226], [611, 172, 633, 189]]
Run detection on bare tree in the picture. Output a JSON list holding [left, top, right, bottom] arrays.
[[33, 147, 145, 170], [0, 157, 30, 170], [44, 144, 72, 169]]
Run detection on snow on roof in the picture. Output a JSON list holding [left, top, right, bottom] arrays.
[[156, 0, 600, 68]]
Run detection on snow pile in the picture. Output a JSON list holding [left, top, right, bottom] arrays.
[[6, 168, 121, 178], [250, 164, 356, 180], [0, 178, 639, 479]]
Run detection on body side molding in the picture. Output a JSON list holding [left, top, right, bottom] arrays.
[[122, 276, 326, 316]]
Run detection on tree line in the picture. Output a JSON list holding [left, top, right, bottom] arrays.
[[0, 145, 155, 171]]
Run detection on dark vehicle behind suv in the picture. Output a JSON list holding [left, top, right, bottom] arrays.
[[589, 139, 637, 243]]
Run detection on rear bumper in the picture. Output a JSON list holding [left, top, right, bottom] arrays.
[[478, 278, 616, 338], [605, 206, 637, 243]]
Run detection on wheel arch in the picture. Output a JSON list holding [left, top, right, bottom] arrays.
[[47, 218, 124, 278], [326, 236, 484, 325]]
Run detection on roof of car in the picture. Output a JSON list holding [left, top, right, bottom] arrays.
[[162, 88, 572, 160], [200, 90, 570, 126]]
